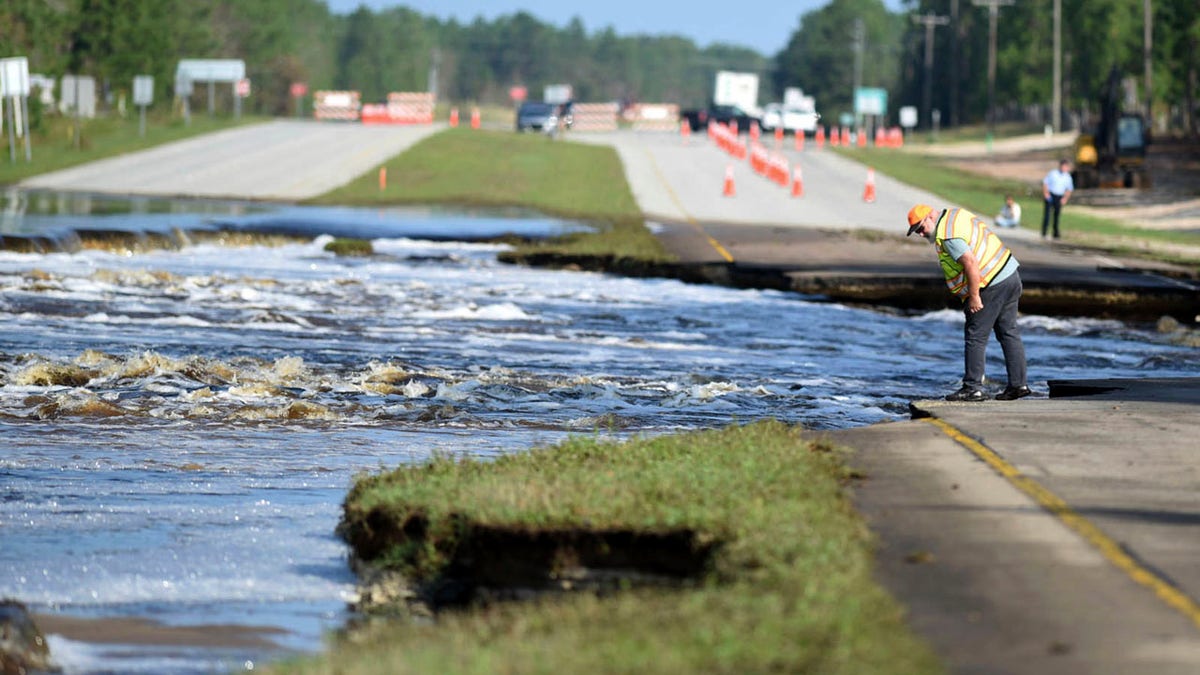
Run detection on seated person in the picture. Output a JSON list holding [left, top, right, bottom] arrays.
[[995, 194, 1022, 228]]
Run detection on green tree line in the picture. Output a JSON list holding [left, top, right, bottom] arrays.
[[2, 0, 1196, 134]]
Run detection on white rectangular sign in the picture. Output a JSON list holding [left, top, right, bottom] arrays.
[[0, 57, 30, 97], [133, 75, 154, 106], [176, 59, 246, 83]]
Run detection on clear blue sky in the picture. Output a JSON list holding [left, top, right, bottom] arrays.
[[325, 1, 904, 56]]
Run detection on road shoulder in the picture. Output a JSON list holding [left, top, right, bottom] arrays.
[[825, 387, 1200, 674]]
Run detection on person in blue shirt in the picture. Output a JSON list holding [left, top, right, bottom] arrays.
[[1041, 159, 1074, 239]]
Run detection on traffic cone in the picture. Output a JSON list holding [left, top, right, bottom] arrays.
[[830, 127, 840, 146], [378, 166, 387, 191], [681, 119, 691, 143], [857, 128, 867, 147], [774, 126, 784, 144], [791, 165, 804, 197], [862, 167, 876, 203], [449, 107, 459, 127], [723, 164, 736, 197], [795, 131, 805, 152], [470, 107, 481, 129], [815, 126, 825, 148]]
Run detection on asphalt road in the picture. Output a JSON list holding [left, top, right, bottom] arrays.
[[20, 119, 440, 201]]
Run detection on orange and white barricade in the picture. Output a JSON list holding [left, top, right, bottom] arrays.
[[570, 103, 619, 132], [629, 103, 680, 132], [313, 91, 361, 121], [360, 92, 435, 125], [386, 92, 434, 124]]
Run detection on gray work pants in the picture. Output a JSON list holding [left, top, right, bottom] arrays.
[[962, 271, 1026, 390]]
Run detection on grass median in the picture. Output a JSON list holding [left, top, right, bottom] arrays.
[[836, 145, 1200, 269], [272, 420, 942, 675], [310, 128, 671, 262]]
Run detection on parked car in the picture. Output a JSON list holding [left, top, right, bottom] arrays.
[[759, 103, 821, 135], [680, 104, 761, 133], [516, 101, 563, 134]]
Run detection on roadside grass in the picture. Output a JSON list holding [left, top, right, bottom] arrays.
[[838, 145, 1200, 267], [272, 420, 943, 675], [0, 112, 265, 186], [309, 128, 671, 262]]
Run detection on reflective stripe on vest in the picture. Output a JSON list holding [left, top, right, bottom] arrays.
[[934, 208, 1013, 299]]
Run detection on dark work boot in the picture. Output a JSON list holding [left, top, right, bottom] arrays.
[[995, 385, 1033, 401], [945, 386, 986, 402]]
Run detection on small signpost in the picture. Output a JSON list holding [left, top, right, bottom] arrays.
[[234, 78, 250, 119], [133, 75, 153, 137], [0, 56, 32, 163], [290, 81, 308, 117], [175, 71, 193, 126], [899, 105, 918, 143]]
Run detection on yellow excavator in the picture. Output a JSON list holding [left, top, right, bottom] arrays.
[[1072, 66, 1150, 189]]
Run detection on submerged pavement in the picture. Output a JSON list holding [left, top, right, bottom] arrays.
[[584, 129, 1200, 673]]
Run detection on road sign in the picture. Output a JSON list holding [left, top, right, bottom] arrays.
[[236, 79, 251, 97], [290, 82, 308, 98], [899, 106, 918, 129], [0, 57, 30, 97], [544, 84, 572, 104], [133, 75, 154, 106], [854, 87, 888, 116], [509, 86, 527, 102]]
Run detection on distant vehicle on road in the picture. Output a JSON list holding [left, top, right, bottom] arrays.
[[516, 101, 560, 133], [680, 104, 761, 133], [515, 101, 574, 136], [759, 103, 821, 135]]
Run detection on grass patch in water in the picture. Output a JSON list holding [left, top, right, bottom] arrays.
[[311, 128, 670, 263], [323, 237, 373, 256], [273, 420, 942, 675]]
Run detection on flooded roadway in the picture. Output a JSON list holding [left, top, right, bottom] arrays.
[[1, 194, 1198, 674]]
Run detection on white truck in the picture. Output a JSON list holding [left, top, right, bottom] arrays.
[[712, 71, 760, 115], [760, 86, 820, 135]]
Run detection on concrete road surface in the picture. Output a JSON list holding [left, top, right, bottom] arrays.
[[576, 129, 951, 232], [20, 119, 441, 201], [829, 379, 1200, 675]]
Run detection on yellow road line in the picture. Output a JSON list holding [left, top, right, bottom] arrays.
[[643, 147, 734, 263], [923, 416, 1200, 631]]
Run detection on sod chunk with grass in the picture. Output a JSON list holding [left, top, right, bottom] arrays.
[[277, 421, 943, 675]]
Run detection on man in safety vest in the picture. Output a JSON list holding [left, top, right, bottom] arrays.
[[907, 204, 1032, 402]]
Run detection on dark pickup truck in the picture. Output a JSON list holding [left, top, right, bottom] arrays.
[[681, 104, 761, 133]]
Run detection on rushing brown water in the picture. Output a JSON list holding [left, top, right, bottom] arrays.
[[2, 193, 1196, 673]]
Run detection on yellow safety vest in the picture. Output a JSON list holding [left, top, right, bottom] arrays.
[[934, 208, 1013, 299]]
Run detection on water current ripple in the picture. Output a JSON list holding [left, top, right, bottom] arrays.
[[0, 203, 1196, 674]]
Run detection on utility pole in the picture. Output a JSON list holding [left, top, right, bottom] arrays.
[[428, 48, 441, 99], [1052, 0, 1061, 132], [912, 12, 949, 132], [950, 0, 960, 127], [1144, 0, 1153, 129], [973, 0, 1014, 145], [852, 18, 864, 125]]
